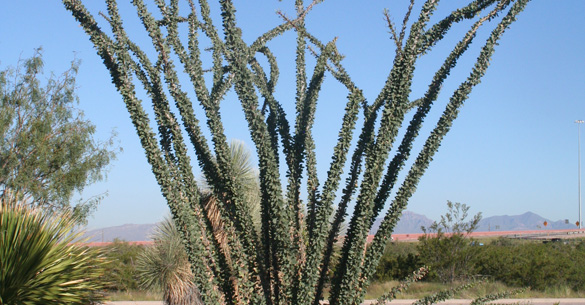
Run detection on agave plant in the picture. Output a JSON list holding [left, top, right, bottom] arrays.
[[0, 191, 106, 305]]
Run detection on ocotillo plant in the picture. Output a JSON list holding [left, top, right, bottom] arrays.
[[63, 1, 530, 304]]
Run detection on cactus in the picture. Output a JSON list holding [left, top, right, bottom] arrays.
[[63, 1, 530, 304]]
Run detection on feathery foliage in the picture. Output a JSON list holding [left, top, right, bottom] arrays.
[[0, 49, 119, 223], [0, 191, 106, 305], [63, 0, 531, 304]]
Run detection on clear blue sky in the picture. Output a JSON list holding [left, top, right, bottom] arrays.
[[1, 1, 584, 230]]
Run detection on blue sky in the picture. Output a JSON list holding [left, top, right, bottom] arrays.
[[1, 1, 584, 230]]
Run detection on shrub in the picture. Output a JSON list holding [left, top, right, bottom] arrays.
[[102, 239, 145, 291], [373, 242, 422, 282], [417, 201, 481, 283], [475, 240, 585, 291]]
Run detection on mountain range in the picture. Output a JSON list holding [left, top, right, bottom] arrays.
[[83, 211, 579, 242], [370, 211, 577, 234], [82, 223, 157, 243]]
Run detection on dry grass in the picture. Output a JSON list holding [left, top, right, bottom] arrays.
[[364, 281, 585, 300], [105, 290, 162, 301]]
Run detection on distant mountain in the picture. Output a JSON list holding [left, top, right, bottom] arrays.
[[370, 210, 577, 235], [370, 211, 434, 234], [85, 211, 579, 242], [82, 223, 158, 242], [478, 212, 577, 232]]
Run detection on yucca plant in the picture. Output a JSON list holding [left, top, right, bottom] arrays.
[[137, 217, 203, 305], [199, 140, 262, 238], [0, 191, 106, 305], [137, 140, 259, 305]]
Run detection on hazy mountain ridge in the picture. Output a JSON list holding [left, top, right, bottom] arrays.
[[370, 211, 434, 234], [372, 210, 577, 235], [86, 211, 579, 242], [478, 211, 577, 231], [82, 223, 157, 242]]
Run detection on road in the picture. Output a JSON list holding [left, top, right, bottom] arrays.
[[106, 299, 585, 305]]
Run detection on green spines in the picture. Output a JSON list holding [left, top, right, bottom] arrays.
[[358, 2, 531, 304], [63, 0, 531, 304], [296, 88, 363, 305]]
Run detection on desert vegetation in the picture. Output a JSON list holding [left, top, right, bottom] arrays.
[[0, 52, 115, 304], [372, 203, 585, 294], [0, 51, 119, 224], [89, 202, 585, 302], [0, 192, 107, 305], [97, 235, 585, 301], [62, 0, 531, 304], [3, 0, 562, 304]]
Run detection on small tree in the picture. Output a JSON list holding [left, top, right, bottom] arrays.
[[418, 201, 482, 283], [64, 0, 530, 304], [0, 49, 119, 222]]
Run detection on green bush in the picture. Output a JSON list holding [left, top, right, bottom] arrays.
[[374, 233, 585, 293], [373, 242, 421, 282], [101, 239, 145, 291], [475, 239, 585, 291], [0, 192, 106, 304], [417, 202, 481, 283]]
